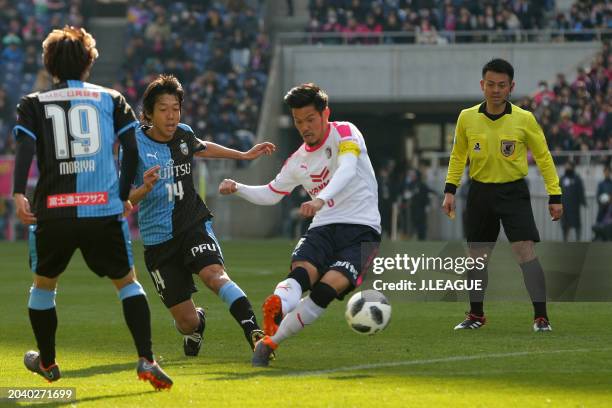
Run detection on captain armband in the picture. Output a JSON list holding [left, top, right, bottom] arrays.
[[338, 141, 360, 156]]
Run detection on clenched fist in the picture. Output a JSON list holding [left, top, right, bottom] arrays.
[[219, 179, 238, 195]]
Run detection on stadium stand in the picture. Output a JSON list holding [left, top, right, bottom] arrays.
[[0, 0, 87, 154], [305, 0, 609, 44], [0, 1, 608, 154], [520, 41, 610, 153], [118, 0, 271, 152]]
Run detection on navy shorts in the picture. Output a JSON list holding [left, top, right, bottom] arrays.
[[28, 215, 133, 279], [291, 223, 381, 299], [144, 218, 224, 308]]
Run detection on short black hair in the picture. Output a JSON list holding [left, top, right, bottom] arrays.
[[284, 83, 328, 112], [141, 74, 184, 123], [482, 58, 514, 81]]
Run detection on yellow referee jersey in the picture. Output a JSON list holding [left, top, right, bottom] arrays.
[[445, 102, 561, 196]]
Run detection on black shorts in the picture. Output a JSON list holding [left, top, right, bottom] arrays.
[[291, 223, 381, 299], [28, 215, 133, 279], [144, 219, 224, 308], [466, 179, 540, 243]]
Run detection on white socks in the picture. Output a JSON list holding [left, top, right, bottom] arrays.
[[271, 296, 324, 345], [274, 278, 303, 314]]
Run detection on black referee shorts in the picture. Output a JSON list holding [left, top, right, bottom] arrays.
[[465, 178, 540, 243]]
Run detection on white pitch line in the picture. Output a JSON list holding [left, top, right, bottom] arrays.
[[287, 348, 610, 378]]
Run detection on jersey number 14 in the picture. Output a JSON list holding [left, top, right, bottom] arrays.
[[165, 181, 184, 202]]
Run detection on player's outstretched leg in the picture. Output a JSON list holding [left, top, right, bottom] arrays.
[[136, 358, 173, 390], [263, 266, 312, 336], [262, 293, 283, 336], [218, 280, 263, 349], [253, 281, 337, 367], [171, 301, 207, 356], [200, 264, 263, 351], [26, 284, 60, 382], [24, 350, 61, 382], [116, 278, 172, 389], [182, 307, 206, 356]]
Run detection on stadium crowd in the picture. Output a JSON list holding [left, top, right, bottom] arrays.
[[0, 0, 88, 154], [117, 0, 270, 152], [306, 0, 610, 44], [521, 41, 611, 153], [0, 0, 270, 155]]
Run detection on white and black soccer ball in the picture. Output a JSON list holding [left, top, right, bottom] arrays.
[[345, 289, 391, 335]]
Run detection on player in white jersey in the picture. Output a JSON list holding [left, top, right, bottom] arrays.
[[219, 83, 381, 366]]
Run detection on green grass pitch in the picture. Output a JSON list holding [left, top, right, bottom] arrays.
[[0, 240, 611, 407]]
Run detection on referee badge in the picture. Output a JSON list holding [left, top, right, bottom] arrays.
[[501, 140, 515, 157], [180, 141, 189, 156]]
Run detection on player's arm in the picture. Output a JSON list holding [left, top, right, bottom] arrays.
[[300, 129, 361, 217], [113, 92, 140, 215], [316, 148, 359, 203], [442, 112, 468, 217], [219, 179, 285, 205], [525, 113, 563, 220], [219, 158, 299, 205], [129, 165, 160, 205], [13, 131, 37, 224], [118, 127, 139, 202], [195, 139, 276, 160], [12, 97, 38, 224]]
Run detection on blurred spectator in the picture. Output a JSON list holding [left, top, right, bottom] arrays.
[[592, 202, 612, 241], [377, 161, 398, 237], [401, 168, 437, 241], [1, 34, 24, 64], [145, 14, 171, 41], [560, 161, 586, 241], [596, 166, 612, 222], [533, 81, 556, 105]]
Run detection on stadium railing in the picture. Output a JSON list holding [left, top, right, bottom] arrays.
[[278, 28, 612, 46]]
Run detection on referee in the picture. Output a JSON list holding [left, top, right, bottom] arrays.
[[442, 58, 563, 332]]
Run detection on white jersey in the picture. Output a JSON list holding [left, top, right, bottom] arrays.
[[268, 121, 381, 233]]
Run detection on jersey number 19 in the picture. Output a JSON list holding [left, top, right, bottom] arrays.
[[45, 103, 101, 159]]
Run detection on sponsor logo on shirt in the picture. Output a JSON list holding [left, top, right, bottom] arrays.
[[47, 192, 108, 208]]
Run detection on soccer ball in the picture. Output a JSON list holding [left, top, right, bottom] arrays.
[[345, 289, 391, 335]]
